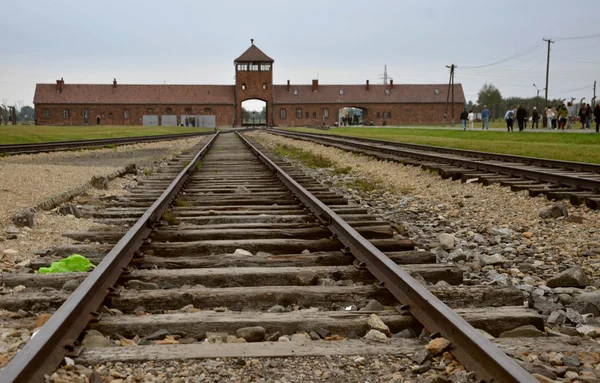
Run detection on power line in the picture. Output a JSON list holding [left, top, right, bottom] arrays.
[[549, 32, 600, 41], [460, 42, 544, 70]]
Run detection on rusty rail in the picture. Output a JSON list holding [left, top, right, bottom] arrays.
[[0, 131, 214, 155], [0, 133, 218, 383], [269, 129, 600, 191], [238, 132, 536, 382]]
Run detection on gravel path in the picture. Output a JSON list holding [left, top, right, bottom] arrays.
[[0, 137, 205, 270], [249, 131, 600, 380]]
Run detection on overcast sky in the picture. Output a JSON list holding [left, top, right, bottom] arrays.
[[2, 0, 599, 111]]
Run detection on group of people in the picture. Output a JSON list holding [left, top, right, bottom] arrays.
[[501, 103, 600, 133], [544, 102, 599, 132], [460, 105, 491, 130]]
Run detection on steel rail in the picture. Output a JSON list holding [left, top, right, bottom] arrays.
[[268, 129, 600, 191], [270, 128, 600, 173], [0, 133, 219, 383], [0, 131, 214, 155], [238, 132, 536, 383]]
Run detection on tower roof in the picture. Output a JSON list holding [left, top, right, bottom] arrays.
[[235, 42, 274, 63]]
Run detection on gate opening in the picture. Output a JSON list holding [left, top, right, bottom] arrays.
[[242, 99, 267, 126]]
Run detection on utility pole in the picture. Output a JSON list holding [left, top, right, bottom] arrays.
[[443, 64, 456, 127], [593, 80, 596, 107], [543, 38, 554, 109]]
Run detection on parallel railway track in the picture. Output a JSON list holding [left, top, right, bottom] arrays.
[[1, 131, 588, 382], [0, 132, 214, 156], [268, 129, 600, 209]]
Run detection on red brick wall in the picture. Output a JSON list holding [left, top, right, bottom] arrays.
[[272, 103, 464, 126], [34, 104, 234, 126], [235, 65, 273, 126]]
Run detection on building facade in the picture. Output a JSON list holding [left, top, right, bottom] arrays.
[[34, 42, 465, 127]]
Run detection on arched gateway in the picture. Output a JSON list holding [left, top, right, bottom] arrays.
[[234, 41, 274, 127], [33, 40, 465, 127]]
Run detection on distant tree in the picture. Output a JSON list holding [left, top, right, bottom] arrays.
[[19, 106, 35, 122], [465, 100, 475, 111], [477, 84, 502, 108]]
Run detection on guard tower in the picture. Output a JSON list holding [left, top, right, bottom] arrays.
[[234, 40, 274, 126]]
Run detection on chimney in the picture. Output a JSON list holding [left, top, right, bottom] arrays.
[[287, 80, 290, 91], [366, 80, 370, 91], [390, 79, 394, 89], [113, 78, 117, 88], [312, 79, 319, 92], [56, 77, 64, 93]]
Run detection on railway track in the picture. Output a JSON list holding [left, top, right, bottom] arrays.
[[2, 131, 594, 382], [268, 129, 600, 210], [0, 132, 214, 156]]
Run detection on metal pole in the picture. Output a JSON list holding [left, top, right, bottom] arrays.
[[451, 64, 455, 126]]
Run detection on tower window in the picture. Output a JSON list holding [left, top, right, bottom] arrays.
[[241, 83, 246, 90], [249, 64, 259, 71], [260, 64, 271, 71], [237, 64, 248, 71], [262, 83, 267, 90]]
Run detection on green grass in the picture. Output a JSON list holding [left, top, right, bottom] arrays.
[[283, 127, 600, 164], [0, 125, 213, 144], [174, 199, 191, 207], [161, 210, 180, 225], [273, 143, 336, 169]]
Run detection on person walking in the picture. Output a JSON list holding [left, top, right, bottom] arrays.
[[594, 102, 600, 133], [516, 105, 527, 131], [587, 104, 592, 129], [481, 105, 490, 130], [558, 105, 568, 130], [84, 115, 89, 126], [566, 102, 574, 129], [96, 114, 101, 125], [579, 104, 590, 130], [460, 108, 468, 130], [505, 107, 515, 132], [531, 107, 540, 129], [468, 109, 475, 130]]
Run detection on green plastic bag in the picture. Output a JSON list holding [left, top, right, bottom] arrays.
[[39, 254, 96, 274]]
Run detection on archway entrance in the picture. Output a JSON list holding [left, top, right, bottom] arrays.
[[241, 99, 267, 126], [338, 106, 367, 126]]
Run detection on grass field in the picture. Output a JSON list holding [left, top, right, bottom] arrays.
[[0, 126, 213, 144], [284, 127, 600, 164]]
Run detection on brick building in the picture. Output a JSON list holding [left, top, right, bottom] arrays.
[[34, 42, 465, 127]]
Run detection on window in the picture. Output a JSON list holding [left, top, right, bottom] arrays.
[[383, 112, 387, 119], [388, 112, 392, 118], [101, 113, 105, 118], [204, 108, 212, 114], [280, 108, 286, 119], [293, 89, 299, 95], [185, 108, 192, 113], [323, 108, 329, 118], [241, 83, 246, 90], [109, 113, 113, 118], [260, 64, 271, 71], [166, 108, 173, 113], [312, 112, 316, 118], [124, 110, 130, 119], [305, 112, 309, 118], [296, 108, 302, 118], [249, 64, 259, 71], [63, 109, 70, 118], [147, 108, 153, 113], [339, 89, 344, 95], [237, 64, 248, 71], [262, 83, 267, 90], [434, 89, 440, 95], [377, 112, 381, 118], [43, 109, 50, 118], [385, 89, 391, 95], [83, 109, 89, 118]]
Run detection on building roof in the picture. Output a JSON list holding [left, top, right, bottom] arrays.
[[234, 44, 274, 63], [273, 84, 465, 104], [34, 84, 235, 105]]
